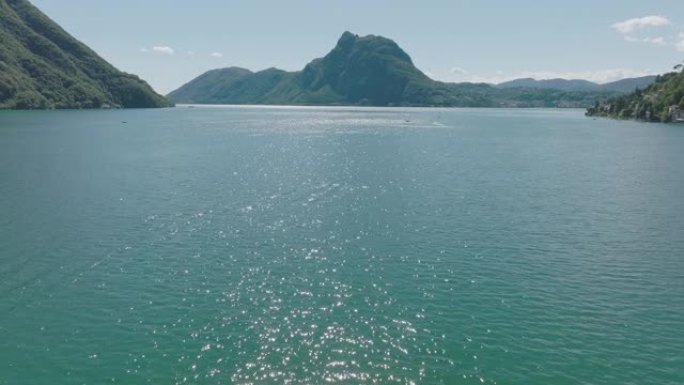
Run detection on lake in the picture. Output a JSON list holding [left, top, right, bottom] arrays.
[[1, 106, 683, 385]]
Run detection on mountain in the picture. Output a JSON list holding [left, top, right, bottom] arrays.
[[497, 76, 656, 93], [600, 76, 657, 93], [169, 32, 618, 108], [0, 0, 170, 109], [170, 32, 481, 107], [498, 78, 600, 92], [586, 67, 684, 122], [167, 67, 252, 104]]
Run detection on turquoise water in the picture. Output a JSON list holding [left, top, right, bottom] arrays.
[[1, 107, 683, 385]]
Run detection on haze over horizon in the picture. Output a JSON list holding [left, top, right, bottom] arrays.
[[30, 0, 684, 94]]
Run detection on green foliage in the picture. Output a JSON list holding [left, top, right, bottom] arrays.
[[587, 66, 684, 122], [0, 71, 18, 101], [12, 90, 48, 109], [169, 32, 625, 108], [0, 0, 171, 110], [167, 67, 253, 103]]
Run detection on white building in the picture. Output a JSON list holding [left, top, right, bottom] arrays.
[[669, 106, 684, 122]]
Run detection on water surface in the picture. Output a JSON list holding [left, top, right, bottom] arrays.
[[1, 107, 683, 385]]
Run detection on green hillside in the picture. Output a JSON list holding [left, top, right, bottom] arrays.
[[166, 67, 252, 104], [0, 0, 170, 109], [169, 32, 618, 108], [586, 65, 684, 122]]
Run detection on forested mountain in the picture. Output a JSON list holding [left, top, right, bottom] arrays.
[[586, 65, 684, 122], [0, 0, 170, 109], [170, 32, 478, 107], [169, 32, 620, 108]]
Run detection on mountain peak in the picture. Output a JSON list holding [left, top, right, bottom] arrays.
[[328, 32, 413, 65], [294, 31, 426, 104], [336, 31, 358, 48]]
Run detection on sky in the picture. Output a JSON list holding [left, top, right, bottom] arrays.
[[30, 0, 684, 94]]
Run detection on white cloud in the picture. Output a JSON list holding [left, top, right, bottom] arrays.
[[612, 17, 684, 52], [139, 47, 149, 53], [612, 15, 670, 34], [186, 51, 195, 56], [625, 36, 667, 46], [210, 52, 223, 58], [152, 46, 175, 55], [650, 36, 667, 45], [450, 67, 469, 75], [677, 32, 684, 52]]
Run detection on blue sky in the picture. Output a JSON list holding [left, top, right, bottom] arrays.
[[31, 0, 684, 94]]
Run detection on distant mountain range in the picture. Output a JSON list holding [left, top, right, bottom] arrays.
[[496, 76, 656, 93], [0, 0, 170, 109], [169, 32, 650, 108]]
